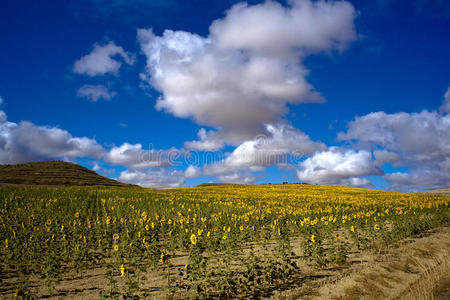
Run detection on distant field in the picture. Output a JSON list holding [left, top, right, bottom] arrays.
[[419, 187, 450, 196], [0, 184, 448, 299]]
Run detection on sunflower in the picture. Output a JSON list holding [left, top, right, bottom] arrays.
[[190, 234, 197, 245], [160, 252, 166, 264]]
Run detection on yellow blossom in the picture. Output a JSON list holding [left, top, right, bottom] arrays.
[[190, 234, 197, 245]]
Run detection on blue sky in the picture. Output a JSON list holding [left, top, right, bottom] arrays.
[[0, 0, 449, 190]]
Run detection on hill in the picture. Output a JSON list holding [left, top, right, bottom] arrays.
[[0, 161, 135, 187], [196, 182, 245, 187], [418, 187, 450, 196]]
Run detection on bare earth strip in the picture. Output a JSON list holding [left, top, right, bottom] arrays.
[[271, 225, 450, 300]]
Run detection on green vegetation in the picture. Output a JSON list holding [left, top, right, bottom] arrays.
[[0, 184, 448, 298]]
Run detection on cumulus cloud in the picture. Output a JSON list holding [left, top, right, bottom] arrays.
[[440, 87, 450, 114], [338, 108, 450, 191], [0, 111, 7, 123], [184, 128, 225, 151], [118, 169, 185, 188], [338, 110, 450, 165], [138, 0, 357, 143], [296, 147, 382, 187], [201, 123, 324, 183], [373, 149, 401, 166], [0, 111, 105, 164], [73, 41, 135, 76], [385, 167, 450, 192], [92, 162, 115, 175], [105, 142, 183, 168], [0, 110, 196, 188], [222, 123, 325, 168], [77, 84, 116, 102], [93, 162, 102, 172], [185, 165, 201, 178], [217, 172, 256, 184], [210, 0, 357, 57]]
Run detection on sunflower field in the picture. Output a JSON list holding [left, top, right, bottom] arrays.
[[0, 184, 448, 298]]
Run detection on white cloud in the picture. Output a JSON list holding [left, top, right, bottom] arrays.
[[385, 166, 450, 192], [184, 128, 224, 151], [185, 165, 201, 178], [296, 147, 382, 187], [338, 110, 450, 166], [338, 110, 450, 158], [373, 149, 401, 166], [105, 142, 183, 168], [0, 110, 198, 188], [0, 110, 105, 164], [201, 123, 324, 183], [440, 87, 450, 114], [92, 162, 115, 175], [222, 123, 325, 168], [217, 172, 256, 184], [77, 84, 116, 102], [93, 162, 101, 172], [338, 107, 450, 191], [73, 41, 134, 76], [0, 111, 6, 123], [210, 0, 357, 57], [118, 169, 185, 188], [138, 0, 356, 144]]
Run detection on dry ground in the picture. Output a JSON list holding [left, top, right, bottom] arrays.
[[271, 225, 450, 300]]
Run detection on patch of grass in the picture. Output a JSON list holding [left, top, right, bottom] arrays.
[[337, 285, 366, 300], [354, 275, 385, 298]]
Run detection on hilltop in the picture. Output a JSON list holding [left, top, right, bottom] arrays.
[[418, 187, 450, 196], [196, 182, 245, 187], [0, 161, 135, 187]]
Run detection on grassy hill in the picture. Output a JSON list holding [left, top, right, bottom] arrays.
[[418, 187, 450, 196], [196, 182, 245, 187], [0, 161, 135, 187]]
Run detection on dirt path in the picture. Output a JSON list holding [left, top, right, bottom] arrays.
[[270, 225, 450, 300]]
